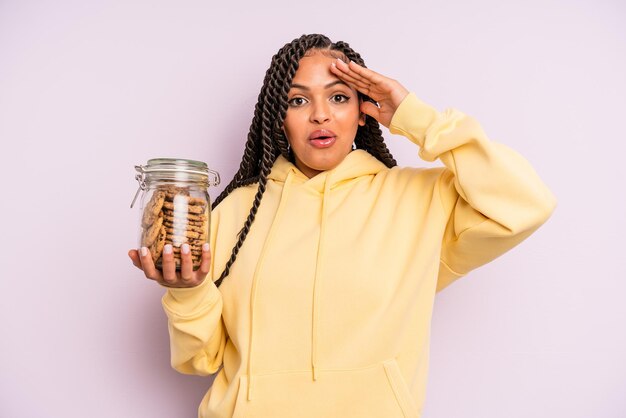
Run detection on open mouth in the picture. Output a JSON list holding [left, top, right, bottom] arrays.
[[309, 130, 337, 148]]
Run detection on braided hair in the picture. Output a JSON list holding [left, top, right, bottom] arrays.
[[212, 34, 397, 287]]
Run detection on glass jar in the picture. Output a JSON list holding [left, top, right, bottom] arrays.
[[131, 158, 220, 271]]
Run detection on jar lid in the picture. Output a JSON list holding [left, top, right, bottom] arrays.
[[136, 158, 220, 185], [142, 157, 209, 176], [130, 158, 220, 208]]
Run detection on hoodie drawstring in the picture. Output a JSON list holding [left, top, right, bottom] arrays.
[[311, 174, 332, 381], [246, 170, 294, 401]]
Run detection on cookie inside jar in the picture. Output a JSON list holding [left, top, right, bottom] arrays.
[[140, 185, 209, 270]]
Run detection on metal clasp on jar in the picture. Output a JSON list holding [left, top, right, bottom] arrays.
[[208, 169, 220, 187], [130, 165, 147, 208]]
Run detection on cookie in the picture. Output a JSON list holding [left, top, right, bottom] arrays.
[[142, 212, 164, 247], [163, 222, 205, 234], [166, 193, 207, 205], [149, 224, 166, 262], [163, 218, 205, 228], [164, 226, 203, 238], [172, 244, 203, 253], [165, 238, 205, 250], [162, 209, 206, 222], [163, 220, 206, 230], [162, 216, 206, 226], [162, 185, 190, 198], [162, 201, 206, 214], [166, 234, 205, 244], [142, 191, 165, 228], [167, 236, 188, 246]]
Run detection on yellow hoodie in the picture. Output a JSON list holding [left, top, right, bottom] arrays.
[[162, 93, 556, 418]]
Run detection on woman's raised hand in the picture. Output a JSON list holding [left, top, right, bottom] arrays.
[[128, 243, 211, 288], [330, 58, 409, 128]]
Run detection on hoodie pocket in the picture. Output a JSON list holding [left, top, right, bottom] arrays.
[[382, 359, 421, 417], [230, 360, 420, 418]]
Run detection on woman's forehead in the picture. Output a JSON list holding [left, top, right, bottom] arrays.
[[292, 53, 343, 85]]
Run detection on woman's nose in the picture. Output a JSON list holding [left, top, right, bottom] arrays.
[[310, 102, 331, 124]]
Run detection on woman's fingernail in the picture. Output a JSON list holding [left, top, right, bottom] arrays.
[[164, 244, 172, 254], [182, 243, 190, 255], [202, 243, 210, 252], [140, 247, 148, 257]]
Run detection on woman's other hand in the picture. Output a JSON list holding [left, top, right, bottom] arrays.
[[128, 243, 211, 288], [330, 58, 409, 128]]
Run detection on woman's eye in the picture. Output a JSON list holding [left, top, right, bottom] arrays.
[[331, 94, 349, 103], [288, 97, 306, 107]]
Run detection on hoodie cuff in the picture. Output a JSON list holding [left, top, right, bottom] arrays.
[[162, 277, 221, 316], [389, 92, 440, 148]]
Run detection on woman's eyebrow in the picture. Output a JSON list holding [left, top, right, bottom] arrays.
[[290, 80, 349, 91]]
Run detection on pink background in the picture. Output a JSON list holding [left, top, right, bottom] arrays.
[[1, 0, 624, 417]]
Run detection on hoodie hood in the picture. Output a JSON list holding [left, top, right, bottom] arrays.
[[268, 149, 388, 192]]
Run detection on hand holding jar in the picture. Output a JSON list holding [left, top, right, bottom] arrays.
[[128, 243, 211, 288]]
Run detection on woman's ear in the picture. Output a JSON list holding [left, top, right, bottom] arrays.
[[358, 98, 366, 126]]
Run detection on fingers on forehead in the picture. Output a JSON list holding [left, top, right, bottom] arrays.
[[348, 62, 378, 80]]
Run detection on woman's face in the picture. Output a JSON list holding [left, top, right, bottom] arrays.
[[283, 50, 365, 178]]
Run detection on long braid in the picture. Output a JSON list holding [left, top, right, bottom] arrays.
[[213, 34, 398, 287], [359, 117, 397, 168]]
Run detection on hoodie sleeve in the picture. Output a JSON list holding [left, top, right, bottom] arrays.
[[161, 277, 227, 375], [160, 205, 228, 376], [389, 93, 557, 292]]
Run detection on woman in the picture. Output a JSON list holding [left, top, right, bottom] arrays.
[[129, 34, 556, 417]]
